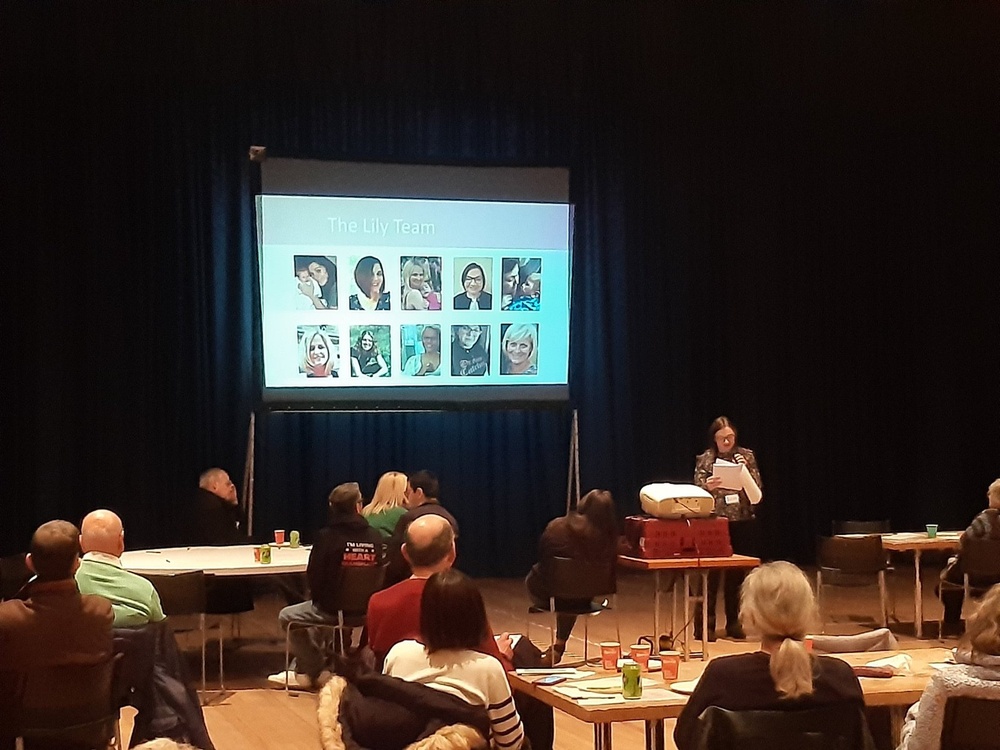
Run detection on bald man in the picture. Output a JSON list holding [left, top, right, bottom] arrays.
[[76, 509, 165, 628], [366, 514, 512, 670]]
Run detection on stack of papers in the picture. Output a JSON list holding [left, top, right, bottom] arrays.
[[712, 460, 762, 504]]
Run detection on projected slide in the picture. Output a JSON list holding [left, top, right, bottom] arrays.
[[257, 195, 571, 406]]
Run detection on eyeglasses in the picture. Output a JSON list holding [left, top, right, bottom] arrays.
[[459, 326, 482, 334]]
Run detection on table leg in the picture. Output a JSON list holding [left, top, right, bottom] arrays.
[[653, 570, 661, 646], [645, 719, 665, 750], [682, 570, 691, 661], [890, 706, 904, 745], [594, 722, 613, 750], [701, 570, 709, 659], [914, 549, 923, 639], [671, 574, 678, 649]]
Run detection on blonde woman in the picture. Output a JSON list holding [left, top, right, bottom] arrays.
[[673, 561, 866, 750], [898, 583, 1000, 750], [361, 471, 408, 539]]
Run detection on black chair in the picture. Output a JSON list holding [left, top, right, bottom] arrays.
[[142, 571, 222, 698], [0, 553, 31, 601], [694, 703, 877, 750], [816, 535, 888, 631], [13, 653, 123, 750], [284, 564, 386, 693], [831, 520, 892, 535], [938, 537, 1000, 638], [526, 556, 618, 666], [940, 695, 1000, 750]]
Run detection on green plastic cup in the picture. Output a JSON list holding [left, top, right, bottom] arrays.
[[926, 524, 938, 539]]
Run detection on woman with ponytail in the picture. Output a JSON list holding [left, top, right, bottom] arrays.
[[673, 561, 865, 750]]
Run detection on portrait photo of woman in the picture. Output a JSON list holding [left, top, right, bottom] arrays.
[[452, 259, 492, 310], [348, 255, 390, 311], [293, 255, 338, 310], [350, 326, 390, 377], [400, 256, 441, 311], [505, 257, 542, 312], [401, 325, 441, 376], [451, 324, 490, 376], [297, 325, 339, 378], [500, 323, 538, 375]]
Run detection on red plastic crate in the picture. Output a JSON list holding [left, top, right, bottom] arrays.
[[624, 515, 733, 559]]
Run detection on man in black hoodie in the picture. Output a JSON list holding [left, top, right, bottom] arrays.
[[268, 482, 384, 690]]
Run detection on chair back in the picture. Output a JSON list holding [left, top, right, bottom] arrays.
[[832, 520, 891, 535], [142, 571, 207, 616], [960, 538, 1000, 580], [817, 535, 886, 575], [940, 696, 1000, 750], [544, 556, 615, 599], [0, 553, 31, 600], [333, 564, 387, 614], [695, 703, 874, 750], [15, 653, 122, 746]]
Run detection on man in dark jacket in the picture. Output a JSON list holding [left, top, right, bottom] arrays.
[[269, 482, 384, 689], [383, 470, 459, 587]]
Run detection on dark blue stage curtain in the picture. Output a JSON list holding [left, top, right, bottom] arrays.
[[3, 1, 999, 572]]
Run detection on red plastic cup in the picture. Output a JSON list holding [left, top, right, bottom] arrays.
[[660, 650, 680, 680], [274, 529, 286, 545], [253, 546, 262, 563], [804, 636, 814, 652], [629, 643, 651, 671], [600, 642, 621, 671]]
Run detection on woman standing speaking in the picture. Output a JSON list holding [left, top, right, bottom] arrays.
[[693, 415, 763, 640]]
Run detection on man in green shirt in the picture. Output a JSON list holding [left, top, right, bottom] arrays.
[[75, 509, 165, 628]]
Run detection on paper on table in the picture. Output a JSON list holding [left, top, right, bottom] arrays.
[[669, 679, 700, 694], [864, 654, 912, 674]]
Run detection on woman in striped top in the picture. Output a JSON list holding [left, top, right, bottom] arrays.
[[384, 569, 525, 750]]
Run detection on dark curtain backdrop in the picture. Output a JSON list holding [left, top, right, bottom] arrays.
[[3, 1, 999, 573]]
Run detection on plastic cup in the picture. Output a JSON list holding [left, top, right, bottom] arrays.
[[804, 636, 814, 652], [274, 529, 286, 545], [629, 643, 651, 671], [253, 546, 262, 563], [926, 524, 938, 539], [600, 642, 621, 671], [659, 650, 680, 681], [289, 530, 300, 548]]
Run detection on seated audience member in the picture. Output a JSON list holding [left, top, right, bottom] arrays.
[[898, 583, 1000, 750], [0, 521, 113, 745], [268, 482, 385, 690], [192, 467, 244, 545], [940, 478, 1000, 635], [384, 569, 525, 750], [673, 561, 867, 750], [76, 509, 166, 628], [384, 470, 459, 587], [367, 514, 511, 670], [361, 470, 409, 540], [525, 488, 619, 665], [191, 467, 254, 614]]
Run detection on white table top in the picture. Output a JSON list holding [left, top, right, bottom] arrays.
[[120, 544, 310, 576]]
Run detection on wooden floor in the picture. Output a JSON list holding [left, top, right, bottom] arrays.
[[121, 562, 961, 750]]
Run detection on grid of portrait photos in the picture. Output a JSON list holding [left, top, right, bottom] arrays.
[[287, 253, 545, 381]]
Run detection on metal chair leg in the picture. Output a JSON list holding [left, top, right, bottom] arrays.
[[199, 613, 207, 703]]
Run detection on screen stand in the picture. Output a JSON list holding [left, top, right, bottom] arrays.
[[242, 411, 256, 537], [566, 408, 580, 513]]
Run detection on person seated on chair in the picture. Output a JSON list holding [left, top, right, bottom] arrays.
[[0, 521, 113, 745], [367, 514, 512, 671], [673, 561, 866, 750], [369, 515, 554, 750], [383, 470, 459, 587], [385, 569, 525, 750], [75, 509, 166, 628], [268, 482, 385, 690], [361, 470, 409, 540], [940, 478, 1000, 636], [525, 488, 619, 666], [898, 583, 1000, 750]]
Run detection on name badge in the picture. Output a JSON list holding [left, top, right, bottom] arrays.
[[724, 494, 740, 505]]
